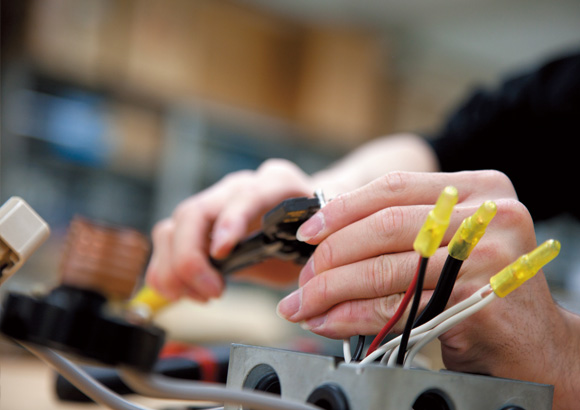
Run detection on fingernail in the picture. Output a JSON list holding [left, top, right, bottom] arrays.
[[298, 258, 315, 286], [297, 212, 324, 242], [276, 288, 302, 320], [194, 272, 223, 298], [300, 314, 327, 331]]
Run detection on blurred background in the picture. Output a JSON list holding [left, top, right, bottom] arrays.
[[1, 1, 580, 402]]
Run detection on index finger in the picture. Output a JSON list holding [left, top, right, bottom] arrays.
[[297, 170, 516, 244]]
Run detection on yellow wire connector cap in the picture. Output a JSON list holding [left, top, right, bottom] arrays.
[[448, 201, 497, 260], [490, 239, 561, 298], [128, 286, 171, 319], [413, 186, 458, 257]]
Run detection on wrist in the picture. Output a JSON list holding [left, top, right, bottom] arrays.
[[551, 307, 580, 410]]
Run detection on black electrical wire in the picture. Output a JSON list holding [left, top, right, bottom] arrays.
[[351, 335, 366, 362], [413, 255, 463, 327], [396, 256, 428, 366]]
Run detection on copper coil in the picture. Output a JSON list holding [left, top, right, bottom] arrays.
[[60, 216, 150, 300]]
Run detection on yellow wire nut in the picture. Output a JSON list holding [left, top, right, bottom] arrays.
[[448, 201, 497, 261], [413, 186, 458, 258], [129, 286, 171, 317], [490, 239, 561, 298]]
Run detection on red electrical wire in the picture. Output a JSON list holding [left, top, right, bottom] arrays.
[[365, 255, 421, 356]]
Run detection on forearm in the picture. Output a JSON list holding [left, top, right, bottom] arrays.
[[311, 133, 440, 198]]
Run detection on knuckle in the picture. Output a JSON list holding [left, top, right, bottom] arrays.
[[314, 240, 335, 272], [151, 219, 172, 242], [221, 169, 253, 184], [367, 255, 395, 297], [374, 206, 405, 238], [495, 198, 533, 231], [475, 170, 517, 196], [258, 158, 291, 170], [172, 197, 200, 220], [328, 192, 351, 218], [257, 158, 302, 179], [174, 253, 206, 282], [375, 293, 405, 324], [311, 273, 331, 305], [379, 171, 408, 194]]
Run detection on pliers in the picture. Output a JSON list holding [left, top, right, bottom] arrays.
[[210, 190, 326, 274]]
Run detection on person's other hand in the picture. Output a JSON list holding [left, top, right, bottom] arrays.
[[145, 159, 316, 302], [276, 170, 574, 389]]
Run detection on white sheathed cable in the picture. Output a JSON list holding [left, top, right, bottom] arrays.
[[343, 339, 352, 363], [359, 284, 492, 365], [403, 292, 496, 368]]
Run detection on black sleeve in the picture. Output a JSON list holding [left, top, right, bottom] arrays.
[[430, 50, 580, 221]]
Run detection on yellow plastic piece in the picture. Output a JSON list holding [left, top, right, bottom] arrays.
[[448, 201, 497, 260], [490, 239, 561, 298], [129, 286, 171, 316], [413, 186, 458, 257]]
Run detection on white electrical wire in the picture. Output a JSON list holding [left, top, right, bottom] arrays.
[[343, 339, 352, 363], [403, 291, 496, 368], [383, 333, 424, 366], [119, 368, 321, 410], [358, 284, 493, 366], [19, 341, 153, 410]]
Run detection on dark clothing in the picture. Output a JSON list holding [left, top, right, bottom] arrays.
[[430, 50, 580, 221]]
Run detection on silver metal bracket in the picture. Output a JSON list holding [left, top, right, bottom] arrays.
[[225, 344, 553, 410]]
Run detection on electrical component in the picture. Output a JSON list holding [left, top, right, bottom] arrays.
[[448, 201, 497, 260], [414, 201, 497, 327], [490, 239, 560, 297], [60, 216, 151, 300], [396, 186, 458, 365], [413, 186, 458, 257], [403, 291, 496, 368], [0, 217, 165, 371], [395, 256, 428, 365], [362, 240, 560, 369], [0, 196, 50, 287], [360, 285, 493, 365]]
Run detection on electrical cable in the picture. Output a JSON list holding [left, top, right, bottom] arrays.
[[413, 255, 463, 327], [18, 341, 153, 410], [414, 201, 497, 328], [342, 339, 352, 363], [395, 257, 428, 365], [351, 335, 366, 361], [358, 284, 492, 366], [360, 239, 561, 367], [389, 186, 456, 366], [403, 292, 496, 368], [365, 257, 421, 356], [19, 339, 320, 410], [119, 368, 321, 410]]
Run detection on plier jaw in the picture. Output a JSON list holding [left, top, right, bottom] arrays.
[[210, 192, 325, 274]]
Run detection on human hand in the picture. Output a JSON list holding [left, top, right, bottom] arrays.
[[276, 170, 577, 393], [145, 159, 317, 302]]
